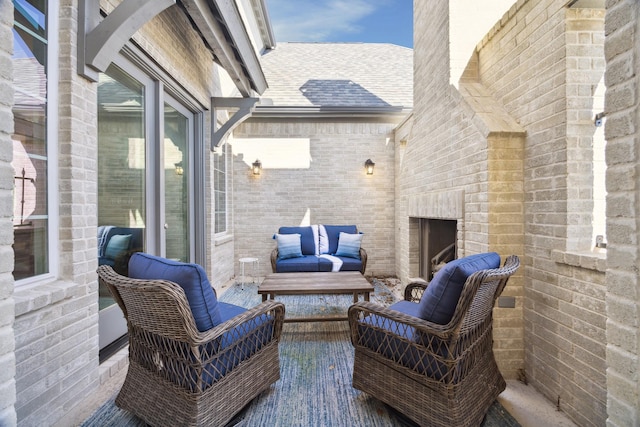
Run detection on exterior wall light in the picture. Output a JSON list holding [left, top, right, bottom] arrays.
[[252, 159, 262, 175], [364, 159, 375, 175], [174, 161, 184, 175]]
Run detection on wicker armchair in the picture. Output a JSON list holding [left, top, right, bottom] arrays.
[[97, 265, 285, 427], [348, 255, 520, 427]]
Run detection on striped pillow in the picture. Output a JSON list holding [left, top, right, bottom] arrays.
[[275, 233, 303, 259], [334, 232, 363, 259]]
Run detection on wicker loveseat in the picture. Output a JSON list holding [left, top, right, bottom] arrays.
[[98, 253, 285, 426], [270, 224, 367, 274], [348, 253, 520, 427]]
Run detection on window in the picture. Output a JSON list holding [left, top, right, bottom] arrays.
[[214, 143, 228, 234], [11, 0, 56, 280]]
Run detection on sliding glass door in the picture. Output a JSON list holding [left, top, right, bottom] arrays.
[[97, 60, 198, 353]]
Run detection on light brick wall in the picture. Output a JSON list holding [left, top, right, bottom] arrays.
[[473, 2, 608, 425], [12, 0, 102, 424], [410, 2, 610, 424], [604, 1, 640, 425], [11, 2, 224, 425], [0, 0, 17, 425], [406, 0, 525, 380], [233, 119, 397, 278]]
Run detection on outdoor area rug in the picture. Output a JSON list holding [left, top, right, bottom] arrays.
[[82, 280, 520, 427]]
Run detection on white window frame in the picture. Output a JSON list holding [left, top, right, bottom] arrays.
[[14, 0, 59, 286]]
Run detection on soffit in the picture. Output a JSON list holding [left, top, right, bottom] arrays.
[[78, 0, 268, 96]]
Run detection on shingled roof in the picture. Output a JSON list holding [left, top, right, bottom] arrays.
[[258, 42, 413, 112]]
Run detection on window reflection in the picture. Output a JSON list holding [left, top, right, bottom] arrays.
[[97, 65, 146, 282], [12, 0, 49, 279]]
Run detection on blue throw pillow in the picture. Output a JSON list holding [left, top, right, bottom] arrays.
[[278, 226, 316, 255], [104, 234, 131, 260], [128, 253, 222, 331], [323, 225, 358, 254], [275, 233, 303, 259], [417, 252, 501, 325], [334, 232, 363, 259]]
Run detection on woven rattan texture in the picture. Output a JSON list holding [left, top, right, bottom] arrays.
[[349, 255, 520, 427], [97, 265, 285, 427]]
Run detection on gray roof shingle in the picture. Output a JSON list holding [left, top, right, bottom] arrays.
[[259, 42, 413, 109]]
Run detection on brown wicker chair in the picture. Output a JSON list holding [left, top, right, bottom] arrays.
[[348, 255, 520, 427], [97, 265, 285, 427]]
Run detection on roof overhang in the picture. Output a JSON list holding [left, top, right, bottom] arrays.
[[181, 0, 268, 96], [78, 0, 269, 96], [249, 105, 412, 122]]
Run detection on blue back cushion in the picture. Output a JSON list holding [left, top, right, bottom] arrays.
[[323, 225, 357, 254], [417, 252, 501, 325], [128, 253, 222, 331], [279, 226, 316, 255]]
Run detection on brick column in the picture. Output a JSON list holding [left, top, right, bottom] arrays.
[[604, 1, 640, 425]]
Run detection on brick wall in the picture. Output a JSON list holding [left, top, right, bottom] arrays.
[[473, 2, 608, 425], [409, 2, 610, 425], [10, 2, 224, 425], [405, 0, 525, 380], [604, 1, 640, 425], [0, 0, 17, 425], [233, 119, 397, 278]]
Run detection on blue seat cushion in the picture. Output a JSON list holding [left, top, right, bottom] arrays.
[[417, 252, 501, 325], [317, 256, 362, 272], [199, 302, 275, 388], [323, 225, 357, 254], [275, 255, 320, 272], [128, 253, 222, 331], [279, 226, 316, 255], [357, 301, 448, 380]]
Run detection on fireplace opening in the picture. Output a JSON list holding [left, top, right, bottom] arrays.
[[419, 218, 457, 280]]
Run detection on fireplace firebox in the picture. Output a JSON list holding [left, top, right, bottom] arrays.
[[419, 218, 457, 280]]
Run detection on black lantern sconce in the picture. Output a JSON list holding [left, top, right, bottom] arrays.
[[252, 159, 262, 175], [174, 161, 184, 176], [364, 159, 375, 175]]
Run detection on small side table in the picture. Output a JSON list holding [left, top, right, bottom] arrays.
[[238, 257, 259, 289]]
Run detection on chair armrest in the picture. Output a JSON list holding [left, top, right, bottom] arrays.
[[270, 248, 278, 272], [196, 300, 285, 345], [404, 280, 428, 302], [359, 248, 368, 274], [348, 301, 451, 344]]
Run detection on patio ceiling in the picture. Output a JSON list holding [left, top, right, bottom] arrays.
[[78, 0, 269, 97]]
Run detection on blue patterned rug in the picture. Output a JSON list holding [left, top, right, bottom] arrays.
[[82, 280, 520, 426]]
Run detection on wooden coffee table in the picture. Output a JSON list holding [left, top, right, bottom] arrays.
[[258, 271, 374, 322]]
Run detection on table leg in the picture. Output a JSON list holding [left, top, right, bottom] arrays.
[[261, 294, 267, 302], [365, 292, 370, 302]]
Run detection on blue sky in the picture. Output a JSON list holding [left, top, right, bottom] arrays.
[[266, 0, 413, 48]]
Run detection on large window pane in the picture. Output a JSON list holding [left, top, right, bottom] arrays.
[[12, 0, 48, 279], [97, 65, 146, 279], [213, 144, 227, 234], [164, 103, 189, 262]]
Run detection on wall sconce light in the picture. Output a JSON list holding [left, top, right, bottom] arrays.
[[252, 159, 262, 175], [174, 161, 184, 176], [364, 159, 375, 175]]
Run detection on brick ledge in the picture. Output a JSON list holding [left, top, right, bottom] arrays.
[[551, 249, 606, 272]]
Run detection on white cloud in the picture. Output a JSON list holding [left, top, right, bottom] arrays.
[[266, 0, 383, 42]]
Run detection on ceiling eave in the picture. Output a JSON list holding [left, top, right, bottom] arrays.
[[181, 0, 268, 96], [250, 105, 412, 121]]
